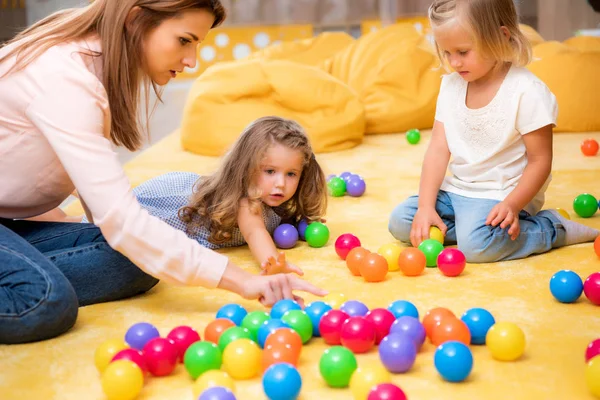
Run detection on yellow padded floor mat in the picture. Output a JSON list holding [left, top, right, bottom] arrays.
[[2, 130, 600, 400]]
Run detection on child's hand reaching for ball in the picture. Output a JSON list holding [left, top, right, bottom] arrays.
[[261, 252, 304, 276]]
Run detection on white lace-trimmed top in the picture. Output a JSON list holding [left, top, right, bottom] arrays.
[[436, 66, 558, 215]]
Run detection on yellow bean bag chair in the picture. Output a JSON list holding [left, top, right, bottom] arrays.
[[180, 59, 366, 156], [528, 36, 600, 132]]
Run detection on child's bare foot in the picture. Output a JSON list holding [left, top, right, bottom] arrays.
[[548, 210, 599, 245]]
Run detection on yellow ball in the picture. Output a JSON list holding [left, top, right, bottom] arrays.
[[556, 208, 571, 220], [94, 338, 129, 373], [349, 364, 391, 400], [486, 322, 526, 361], [429, 226, 444, 244], [222, 338, 261, 380], [324, 292, 347, 309], [192, 370, 236, 398], [377, 243, 403, 271], [101, 360, 144, 400], [586, 356, 600, 397]]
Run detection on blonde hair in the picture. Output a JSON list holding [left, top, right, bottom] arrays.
[[428, 0, 531, 70], [0, 0, 225, 151], [179, 116, 328, 245]]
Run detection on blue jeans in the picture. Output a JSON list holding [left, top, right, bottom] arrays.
[[388, 191, 566, 263], [0, 219, 158, 344]]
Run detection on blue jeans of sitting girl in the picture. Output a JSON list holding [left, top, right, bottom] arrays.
[[388, 191, 566, 263], [0, 219, 158, 344]]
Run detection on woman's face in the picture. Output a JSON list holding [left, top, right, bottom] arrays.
[[143, 9, 215, 85]]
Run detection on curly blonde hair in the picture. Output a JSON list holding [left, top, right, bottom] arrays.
[[179, 116, 327, 244]]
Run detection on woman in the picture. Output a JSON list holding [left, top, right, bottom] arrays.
[[0, 0, 326, 344]]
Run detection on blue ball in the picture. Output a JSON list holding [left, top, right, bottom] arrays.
[[273, 224, 299, 249], [216, 304, 248, 326], [434, 341, 473, 382], [550, 270, 583, 303], [387, 300, 419, 319], [257, 319, 289, 348], [460, 308, 496, 345], [198, 386, 236, 400], [346, 175, 366, 197], [125, 322, 160, 351], [340, 300, 369, 317], [271, 299, 302, 320], [304, 301, 333, 336], [378, 333, 417, 373], [263, 363, 302, 400], [296, 219, 309, 241]]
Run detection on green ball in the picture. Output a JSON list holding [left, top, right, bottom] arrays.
[[328, 176, 346, 197], [319, 346, 357, 388], [281, 310, 313, 343], [183, 341, 222, 379], [305, 222, 330, 248], [406, 128, 421, 144], [218, 326, 253, 352], [418, 239, 444, 267], [241, 311, 271, 341], [573, 193, 598, 218]]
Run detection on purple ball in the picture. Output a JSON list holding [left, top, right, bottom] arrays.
[[346, 175, 366, 197], [198, 386, 237, 400], [390, 316, 426, 350], [296, 219, 309, 241], [125, 322, 160, 351], [378, 333, 417, 373], [340, 300, 369, 317], [273, 223, 299, 249], [339, 171, 353, 182]]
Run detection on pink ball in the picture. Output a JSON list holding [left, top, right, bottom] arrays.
[[142, 337, 179, 376], [111, 348, 148, 375], [367, 383, 408, 400], [364, 308, 396, 344], [584, 272, 600, 305], [437, 248, 466, 277], [586, 338, 600, 362], [335, 233, 361, 260], [340, 316, 376, 354], [319, 309, 350, 345], [166, 325, 201, 363]]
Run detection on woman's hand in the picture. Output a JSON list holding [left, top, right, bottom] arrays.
[[241, 273, 327, 308], [486, 201, 520, 240], [410, 206, 447, 247], [260, 252, 304, 276]]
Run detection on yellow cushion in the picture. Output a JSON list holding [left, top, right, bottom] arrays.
[[180, 59, 365, 156], [528, 37, 600, 132]]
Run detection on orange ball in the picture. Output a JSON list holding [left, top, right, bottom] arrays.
[[346, 247, 369, 276], [359, 253, 388, 282], [262, 343, 299, 371], [398, 248, 426, 276], [422, 307, 455, 339], [594, 235, 600, 258], [204, 318, 236, 344], [263, 328, 302, 360], [430, 317, 471, 346], [581, 139, 599, 156]]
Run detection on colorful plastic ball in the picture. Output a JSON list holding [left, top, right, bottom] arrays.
[[390, 316, 426, 349], [406, 128, 421, 144], [359, 253, 389, 282], [586, 339, 600, 362], [549, 270, 584, 303], [262, 343, 299, 371], [346, 247, 370, 276], [586, 356, 600, 397], [296, 219, 309, 240], [167, 325, 201, 363], [257, 319, 289, 348], [431, 317, 471, 346], [304, 222, 330, 248], [378, 333, 417, 373], [581, 138, 599, 156], [273, 224, 299, 249], [340, 316, 377, 353], [101, 359, 144, 400], [95, 338, 129, 373], [323, 292, 347, 309], [271, 299, 302, 319], [328, 176, 347, 197], [367, 383, 408, 400], [192, 370, 236, 399], [429, 226, 444, 244], [183, 340, 222, 379], [241, 311, 271, 341], [222, 338, 262, 380], [319, 346, 358, 388], [346, 175, 366, 197], [387, 300, 419, 319], [486, 322, 526, 361], [326, 174, 337, 182], [142, 337, 179, 376], [350, 364, 391, 400], [460, 308, 496, 345], [281, 310, 313, 344], [304, 301, 333, 337], [264, 328, 303, 360], [125, 322, 160, 351], [340, 300, 369, 317], [377, 242, 403, 271], [422, 307, 455, 339], [319, 309, 350, 345], [365, 308, 396, 344], [198, 387, 237, 400], [556, 207, 571, 220], [263, 363, 302, 400], [584, 272, 600, 305], [418, 239, 444, 267], [204, 319, 236, 345], [595, 235, 600, 257], [335, 233, 362, 260], [216, 304, 248, 326], [111, 349, 148, 375], [437, 248, 466, 277], [434, 341, 473, 382], [397, 247, 426, 276], [218, 326, 253, 352], [339, 171, 353, 181], [573, 193, 598, 218]]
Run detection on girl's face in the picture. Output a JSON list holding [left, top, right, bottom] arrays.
[[142, 9, 214, 85], [254, 143, 305, 208]]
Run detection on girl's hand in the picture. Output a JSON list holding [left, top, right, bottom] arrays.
[[486, 201, 520, 240], [241, 273, 327, 307], [410, 207, 447, 247], [261, 252, 304, 276]]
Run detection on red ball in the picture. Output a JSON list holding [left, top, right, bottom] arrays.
[[368, 383, 408, 400], [319, 309, 350, 345], [167, 325, 201, 363], [335, 233, 361, 260], [586, 338, 600, 362], [437, 248, 466, 277], [340, 316, 376, 353], [112, 348, 148, 375], [581, 139, 599, 156], [142, 337, 179, 376], [584, 272, 600, 305], [364, 308, 396, 344]]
